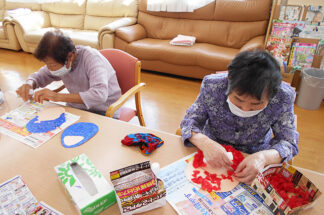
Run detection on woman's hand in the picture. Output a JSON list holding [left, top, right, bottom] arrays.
[[34, 89, 58, 104], [189, 132, 233, 170], [234, 151, 266, 184], [16, 84, 32, 101]]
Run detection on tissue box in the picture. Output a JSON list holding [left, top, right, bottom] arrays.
[[54, 154, 116, 215], [251, 163, 321, 215], [110, 161, 166, 215]]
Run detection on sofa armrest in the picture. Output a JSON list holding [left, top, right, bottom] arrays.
[[115, 24, 147, 43], [240, 35, 265, 52], [11, 11, 50, 34], [99, 17, 137, 35]]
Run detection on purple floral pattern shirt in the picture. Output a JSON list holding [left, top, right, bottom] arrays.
[[180, 74, 299, 161]]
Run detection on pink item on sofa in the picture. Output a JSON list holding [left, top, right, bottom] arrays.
[[170, 34, 196, 46]]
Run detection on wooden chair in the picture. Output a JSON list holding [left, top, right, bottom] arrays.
[[54, 49, 146, 126]]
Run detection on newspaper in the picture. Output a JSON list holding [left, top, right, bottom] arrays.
[[0, 176, 63, 215], [157, 154, 273, 215], [0, 102, 80, 148], [0, 176, 38, 215]]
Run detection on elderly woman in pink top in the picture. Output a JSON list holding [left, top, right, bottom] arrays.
[[16, 30, 122, 117]]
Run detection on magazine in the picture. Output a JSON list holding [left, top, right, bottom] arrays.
[[270, 20, 296, 38], [157, 154, 273, 215], [300, 22, 324, 39], [279, 5, 303, 21], [305, 5, 324, 24], [288, 42, 317, 68], [266, 37, 292, 62]]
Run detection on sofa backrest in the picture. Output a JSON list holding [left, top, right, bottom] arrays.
[[0, 0, 5, 21], [42, 0, 86, 29], [138, 0, 272, 49], [6, 0, 41, 11], [84, 0, 138, 31]]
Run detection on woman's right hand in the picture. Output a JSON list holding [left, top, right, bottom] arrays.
[[189, 132, 233, 170], [16, 84, 32, 101]]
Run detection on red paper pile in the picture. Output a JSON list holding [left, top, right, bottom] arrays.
[[191, 145, 244, 192], [266, 173, 310, 209]]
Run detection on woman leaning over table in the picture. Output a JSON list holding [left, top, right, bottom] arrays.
[[180, 50, 299, 184]]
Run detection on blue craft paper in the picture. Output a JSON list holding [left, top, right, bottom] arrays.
[[61, 122, 99, 148], [26, 113, 66, 133]]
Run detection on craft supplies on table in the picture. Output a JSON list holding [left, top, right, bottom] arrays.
[[110, 161, 166, 215], [0, 102, 79, 148], [157, 153, 273, 215]]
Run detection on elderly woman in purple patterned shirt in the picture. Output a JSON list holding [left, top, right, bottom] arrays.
[[16, 30, 121, 117], [180, 50, 299, 184]]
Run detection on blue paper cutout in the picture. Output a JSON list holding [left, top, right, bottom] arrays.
[[26, 113, 66, 133], [61, 122, 99, 148]]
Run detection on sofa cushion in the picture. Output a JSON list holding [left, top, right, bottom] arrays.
[[126, 39, 238, 71], [6, 0, 41, 10], [23, 27, 98, 48], [86, 0, 138, 17], [49, 13, 84, 29], [84, 15, 120, 31], [42, 0, 86, 15]]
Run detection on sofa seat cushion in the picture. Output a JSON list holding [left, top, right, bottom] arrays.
[[23, 28, 98, 48], [126, 38, 239, 71]]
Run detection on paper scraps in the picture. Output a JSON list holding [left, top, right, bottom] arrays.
[[186, 146, 244, 193], [26, 107, 66, 133], [61, 122, 99, 148]]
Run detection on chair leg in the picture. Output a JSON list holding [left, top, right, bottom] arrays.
[[135, 92, 145, 126]]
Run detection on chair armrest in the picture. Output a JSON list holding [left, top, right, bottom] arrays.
[[115, 24, 147, 43], [11, 11, 50, 34], [53, 85, 66, 93], [239, 35, 265, 52], [105, 83, 146, 117]]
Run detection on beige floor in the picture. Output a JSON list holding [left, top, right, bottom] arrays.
[[0, 49, 323, 173]]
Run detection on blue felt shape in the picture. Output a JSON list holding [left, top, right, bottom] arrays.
[[26, 113, 66, 133], [61, 122, 99, 148]]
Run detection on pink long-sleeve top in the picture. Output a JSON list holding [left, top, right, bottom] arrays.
[[28, 45, 122, 117]]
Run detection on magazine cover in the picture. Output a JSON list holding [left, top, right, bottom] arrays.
[[300, 22, 324, 39], [270, 20, 296, 38], [266, 37, 292, 62], [279, 5, 303, 21], [288, 42, 317, 68], [305, 6, 324, 24]]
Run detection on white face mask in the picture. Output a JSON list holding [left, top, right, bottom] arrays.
[[50, 61, 72, 77], [226, 98, 266, 118]]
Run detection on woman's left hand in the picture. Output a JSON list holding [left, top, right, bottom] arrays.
[[234, 152, 266, 185]]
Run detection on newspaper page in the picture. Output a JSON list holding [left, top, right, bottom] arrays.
[[0, 102, 80, 148], [157, 154, 273, 215], [0, 176, 38, 215]]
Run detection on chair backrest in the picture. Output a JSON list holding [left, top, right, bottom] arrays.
[[100, 49, 139, 94]]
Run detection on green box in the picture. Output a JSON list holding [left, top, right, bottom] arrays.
[[54, 154, 116, 215]]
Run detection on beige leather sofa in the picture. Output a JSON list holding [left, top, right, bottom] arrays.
[[11, 0, 138, 53], [115, 0, 272, 79], [0, 0, 20, 50]]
